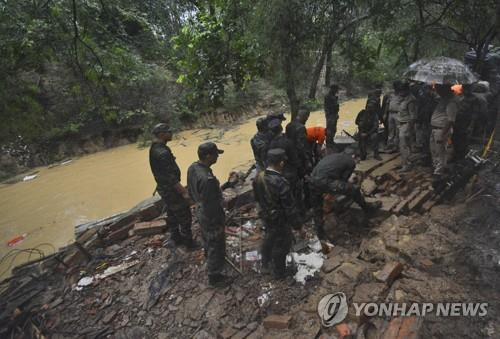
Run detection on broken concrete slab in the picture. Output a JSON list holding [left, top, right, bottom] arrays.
[[263, 315, 292, 329], [382, 316, 422, 339], [353, 283, 387, 303], [408, 189, 433, 212], [133, 219, 167, 237], [361, 178, 377, 196], [374, 262, 404, 286]]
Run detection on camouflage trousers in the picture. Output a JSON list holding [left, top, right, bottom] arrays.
[[387, 112, 399, 149], [198, 212, 226, 277], [261, 221, 292, 276], [358, 131, 379, 160], [430, 128, 449, 175], [159, 189, 192, 241], [326, 117, 338, 150], [397, 121, 413, 167]]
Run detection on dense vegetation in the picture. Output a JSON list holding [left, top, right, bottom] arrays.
[[0, 0, 498, 167]]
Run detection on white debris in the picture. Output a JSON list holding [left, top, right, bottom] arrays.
[[60, 160, 73, 165], [76, 276, 94, 290], [242, 220, 256, 231], [308, 237, 322, 252], [289, 252, 324, 285], [257, 292, 271, 307], [96, 260, 139, 279], [123, 250, 138, 261], [23, 174, 38, 181], [245, 250, 261, 261]]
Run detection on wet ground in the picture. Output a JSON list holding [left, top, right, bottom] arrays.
[[1, 143, 499, 338]]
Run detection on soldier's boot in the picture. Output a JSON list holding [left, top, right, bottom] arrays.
[[373, 151, 382, 161], [261, 262, 272, 275], [363, 201, 382, 215], [208, 274, 231, 288], [170, 229, 183, 246], [182, 237, 201, 251]]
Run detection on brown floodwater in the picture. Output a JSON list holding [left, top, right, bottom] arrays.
[[0, 98, 366, 277]]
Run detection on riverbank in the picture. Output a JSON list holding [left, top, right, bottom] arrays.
[[1, 142, 498, 338], [0, 98, 367, 280]]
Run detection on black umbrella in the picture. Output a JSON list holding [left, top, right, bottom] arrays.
[[404, 57, 477, 84]]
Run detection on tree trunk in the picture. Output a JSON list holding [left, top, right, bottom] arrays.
[[308, 39, 334, 99], [283, 54, 299, 120], [324, 48, 332, 87]]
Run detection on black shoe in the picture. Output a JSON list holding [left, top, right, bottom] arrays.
[[182, 238, 201, 251], [374, 154, 382, 161], [364, 201, 382, 214], [261, 264, 272, 275], [274, 267, 295, 280], [208, 274, 231, 288]]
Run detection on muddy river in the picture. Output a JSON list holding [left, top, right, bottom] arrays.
[[0, 98, 366, 277]]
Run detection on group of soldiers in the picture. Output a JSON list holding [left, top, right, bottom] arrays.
[[148, 77, 496, 287], [359, 79, 495, 176]]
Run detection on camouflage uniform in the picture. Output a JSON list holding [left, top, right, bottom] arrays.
[[395, 92, 417, 170], [355, 107, 379, 160], [268, 127, 305, 217], [430, 96, 459, 175], [309, 153, 373, 240], [187, 161, 225, 277], [149, 142, 192, 243], [286, 119, 311, 174], [253, 151, 299, 277], [414, 84, 437, 153], [385, 92, 400, 151], [250, 119, 272, 172], [324, 90, 340, 150]]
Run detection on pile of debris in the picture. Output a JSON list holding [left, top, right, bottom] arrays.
[[1, 151, 499, 338]]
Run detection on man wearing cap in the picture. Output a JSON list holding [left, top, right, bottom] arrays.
[[149, 123, 197, 248], [324, 84, 340, 150], [394, 81, 417, 172], [187, 142, 229, 287], [309, 150, 381, 240], [253, 148, 300, 278], [250, 117, 272, 172]]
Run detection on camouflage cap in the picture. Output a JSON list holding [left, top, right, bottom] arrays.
[[197, 142, 224, 158], [267, 148, 287, 164]]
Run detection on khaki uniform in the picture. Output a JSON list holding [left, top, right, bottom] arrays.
[[430, 97, 459, 175], [395, 94, 417, 168]]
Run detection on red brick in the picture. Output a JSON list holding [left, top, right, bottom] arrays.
[[104, 223, 135, 244], [263, 315, 292, 329], [133, 219, 167, 236], [374, 262, 404, 285], [383, 316, 422, 339]]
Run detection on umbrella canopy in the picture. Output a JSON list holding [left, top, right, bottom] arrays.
[[404, 57, 478, 84]]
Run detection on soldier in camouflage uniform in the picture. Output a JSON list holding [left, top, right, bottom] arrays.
[[382, 80, 403, 152], [309, 151, 381, 240], [268, 119, 305, 220], [286, 108, 312, 174], [149, 123, 197, 249], [394, 82, 417, 172], [430, 85, 460, 176], [324, 84, 340, 151], [253, 148, 300, 278], [187, 142, 229, 287], [250, 117, 272, 172], [355, 107, 381, 161]]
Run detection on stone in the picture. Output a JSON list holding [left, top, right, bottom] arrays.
[[102, 310, 117, 324], [263, 315, 292, 329], [220, 327, 238, 339], [232, 328, 253, 339], [104, 223, 135, 244], [353, 283, 387, 303], [133, 219, 167, 237], [374, 262, 404, 286], [408, 190, 433, 212], [393, 190, 420, 215], [382, 316, 422, 339], [322, 256, 344, 273], [362, 178, 377, 195]]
